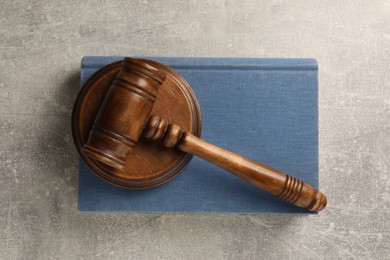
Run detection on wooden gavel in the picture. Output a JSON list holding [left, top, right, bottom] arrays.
[[82, 57, 327, 212]]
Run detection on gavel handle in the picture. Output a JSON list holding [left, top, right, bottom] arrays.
[[143, 116, 327, 212]]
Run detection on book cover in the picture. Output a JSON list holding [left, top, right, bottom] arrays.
[[79, 56, 318, 214]]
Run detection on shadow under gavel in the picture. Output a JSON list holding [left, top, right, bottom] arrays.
[[82, 57, 327, 212]]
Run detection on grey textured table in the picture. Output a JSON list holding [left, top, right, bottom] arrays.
[[0, 1, 389, 259]]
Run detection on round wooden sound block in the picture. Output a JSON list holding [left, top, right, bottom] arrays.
[[72, 59, 202, 189]]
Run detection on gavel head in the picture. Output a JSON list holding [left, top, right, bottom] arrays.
[[81, 58, 166, 170]]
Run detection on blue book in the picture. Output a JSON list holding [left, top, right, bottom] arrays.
[[79, 56, 318, 214]]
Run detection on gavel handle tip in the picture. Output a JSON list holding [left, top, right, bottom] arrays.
[[307, 191, 327, 212]]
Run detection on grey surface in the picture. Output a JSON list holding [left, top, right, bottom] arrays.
[[0, 0, 389, 259]]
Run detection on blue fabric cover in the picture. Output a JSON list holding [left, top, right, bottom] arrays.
[[79, 56, 318, 214]]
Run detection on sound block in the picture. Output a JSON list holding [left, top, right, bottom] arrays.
[[72, 59, 202, 189]]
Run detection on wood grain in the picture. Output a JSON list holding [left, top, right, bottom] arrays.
[[72, 58, 202, 188], [143, 115, 327, 211]]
